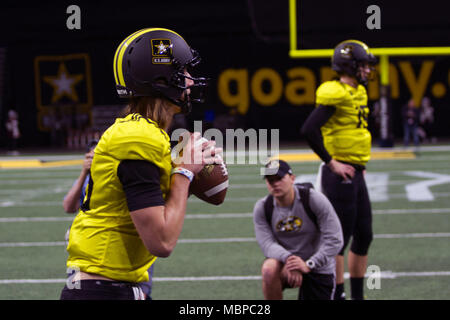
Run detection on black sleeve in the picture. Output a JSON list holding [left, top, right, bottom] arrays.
[[117, 160, 165, 212], [300, 105, 336, 164]]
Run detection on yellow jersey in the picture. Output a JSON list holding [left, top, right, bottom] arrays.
[[67, 113, 172, 283], [315, 80, 371, 166]]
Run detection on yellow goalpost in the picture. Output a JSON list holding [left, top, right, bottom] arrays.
[[288, 0, 450, 87]]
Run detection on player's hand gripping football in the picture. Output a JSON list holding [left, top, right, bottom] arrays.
[[173, 132, 223, 175]]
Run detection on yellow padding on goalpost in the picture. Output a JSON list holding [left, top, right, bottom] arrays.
[[369, 151, 416, 160], [277, 150, 416, 163], [0, 159, 83, 169], [0, 160, 43, 168]]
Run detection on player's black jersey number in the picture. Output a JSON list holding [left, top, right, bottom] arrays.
[[357, 105, 368, 129], [81, 173, 94, 211]]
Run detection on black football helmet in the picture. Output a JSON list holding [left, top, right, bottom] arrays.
[[113, 28, 208, 113], [331, 40, 377, 84]]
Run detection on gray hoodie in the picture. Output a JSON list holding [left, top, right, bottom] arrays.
[[253, 187, 343, 275]]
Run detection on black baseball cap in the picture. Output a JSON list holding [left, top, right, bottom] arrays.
[[263, 159, 293, 179]]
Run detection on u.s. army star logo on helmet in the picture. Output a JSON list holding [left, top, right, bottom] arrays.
[[151, 39, 172, 64]]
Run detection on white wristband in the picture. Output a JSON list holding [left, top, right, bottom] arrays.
[[171, 167, 194, 182]]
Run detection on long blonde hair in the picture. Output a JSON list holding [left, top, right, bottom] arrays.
[[122, 96, 179, 130]]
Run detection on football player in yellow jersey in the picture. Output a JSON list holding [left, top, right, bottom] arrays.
[[301, 40, 377, 300], [60, 28, 220, 300]]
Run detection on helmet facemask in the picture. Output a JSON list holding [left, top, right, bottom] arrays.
[[163, 48, 209, 114], [355, 57, 377, 85]]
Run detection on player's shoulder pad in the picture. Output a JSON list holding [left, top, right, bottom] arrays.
[[100, 114, 171, 163], [315, 80, 348, 106]]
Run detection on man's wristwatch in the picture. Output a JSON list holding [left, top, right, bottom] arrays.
[[306, 259, 316, 270]]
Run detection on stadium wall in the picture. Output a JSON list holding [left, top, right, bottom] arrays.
[[0, 1, 449, 148]]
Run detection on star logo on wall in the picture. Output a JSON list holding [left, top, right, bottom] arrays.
[[43, 62, 84, 103]]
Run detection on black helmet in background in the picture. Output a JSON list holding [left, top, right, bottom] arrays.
[[331, 39, 377, 85]]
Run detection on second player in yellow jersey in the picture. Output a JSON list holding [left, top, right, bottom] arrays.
[[301, 39, 376, 301], [316, 80, 371, 166]]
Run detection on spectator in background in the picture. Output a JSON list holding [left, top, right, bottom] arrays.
[[5, 110, 20, 155], [63, 139, 98, 214], [370, 100, 381, 141], [402, 98, 421, 147], [49, 105, 66, 148], [419, 97, 435, 144]]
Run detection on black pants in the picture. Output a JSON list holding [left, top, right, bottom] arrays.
[[60, 280, 144, 300], [321, 163, 373, 256], [298, 273, 335, 300]]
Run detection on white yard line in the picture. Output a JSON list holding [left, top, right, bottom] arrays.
[[1, 270, 450, 284], [374, 232, 450, 239], [0, 241, 67, 247], [0, 179, 73, 185], [0, 217, 74, 222], [1, 232, 449, 248], [373, 208, 450, 214], [3, 191, 450, 207], [1, 208, 450, 222]]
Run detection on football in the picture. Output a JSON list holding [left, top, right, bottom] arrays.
[[189, 158, 228, 205]]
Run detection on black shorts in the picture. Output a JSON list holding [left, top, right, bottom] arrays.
[[60, 280, 145, 300], [297, 273, 335, 300], [320, 162, 373, 255]]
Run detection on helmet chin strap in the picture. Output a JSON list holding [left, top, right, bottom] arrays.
[[163, 90, 192, 114], [356, 72, 368, 86], [356, 64, 376, 86], [176, 94, 192, 114]]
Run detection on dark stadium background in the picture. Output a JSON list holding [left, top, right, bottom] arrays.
[[0, 0, 449, 149]]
